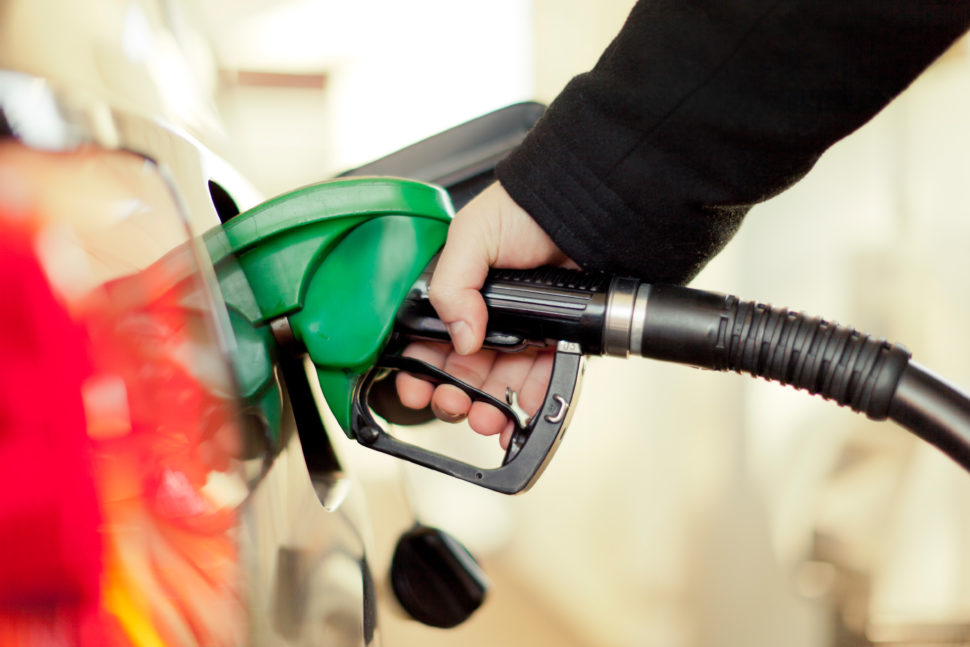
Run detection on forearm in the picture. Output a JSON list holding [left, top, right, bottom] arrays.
[[497, 0, 970, 283]]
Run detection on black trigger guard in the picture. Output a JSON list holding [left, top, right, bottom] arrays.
[[351, 341, 585, 494], [370, 355, 529, 437]]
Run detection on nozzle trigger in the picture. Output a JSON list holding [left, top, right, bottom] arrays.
[[351, 341, 584, 494]]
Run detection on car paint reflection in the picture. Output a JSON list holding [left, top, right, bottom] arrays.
[[0, 79, 379, 645]]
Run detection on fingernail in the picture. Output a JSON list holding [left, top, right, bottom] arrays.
[[432, 402, 467, 423], [446, 320, 474, 355]]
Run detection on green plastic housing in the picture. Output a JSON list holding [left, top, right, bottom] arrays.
[[206, 177, 452, 436]]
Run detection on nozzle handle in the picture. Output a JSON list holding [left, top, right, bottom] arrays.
[[397, 266, 620, 353]]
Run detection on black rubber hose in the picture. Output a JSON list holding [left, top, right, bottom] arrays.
[[888, 362, 970, 471], [638, 284, 911, 420], [638, 284, 970, 473]]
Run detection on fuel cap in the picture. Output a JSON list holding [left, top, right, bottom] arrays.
[[390, 524, 489, 628]]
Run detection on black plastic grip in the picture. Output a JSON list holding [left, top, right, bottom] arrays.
[[639, 284, 912, 419], [395, 266, 611, 351], [481, 268, 611, 353]]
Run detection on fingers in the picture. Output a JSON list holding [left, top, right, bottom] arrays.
[[466, 350, 540, 437], [499, 351, 555, 449], [395, 342, 449, 410], [519, 351, 555, 415], [396, 343, 553, 444], [431, 349, 497, 422], [395, 341, 498, 421]]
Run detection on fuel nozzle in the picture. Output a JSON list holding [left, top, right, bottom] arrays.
[[208, 175, 942, 496]]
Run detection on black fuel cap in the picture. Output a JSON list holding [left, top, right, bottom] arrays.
[[390, 524, 489, 628]]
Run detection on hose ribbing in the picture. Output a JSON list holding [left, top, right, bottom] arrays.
[[638, 284, 912, 420], [719, 298, 911, 419]]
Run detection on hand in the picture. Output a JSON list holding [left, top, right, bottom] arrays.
[[395, 182, 577, 448]]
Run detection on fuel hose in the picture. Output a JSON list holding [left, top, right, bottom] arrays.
[[399, 267, 970, 473]]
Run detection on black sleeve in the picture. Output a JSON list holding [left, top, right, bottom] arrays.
[[495, 0, 970, 284]]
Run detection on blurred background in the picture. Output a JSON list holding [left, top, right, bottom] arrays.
[[4, 1, 970, 645]]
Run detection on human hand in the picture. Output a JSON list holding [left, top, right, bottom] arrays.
[[395, 182, 577, 448]]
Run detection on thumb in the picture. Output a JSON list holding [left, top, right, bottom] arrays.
[[428, 196, 498, 355]]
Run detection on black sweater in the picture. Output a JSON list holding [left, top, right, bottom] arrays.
[[496, 1, 970, 284]]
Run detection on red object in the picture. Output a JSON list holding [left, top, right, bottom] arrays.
[[0, 215, 102, 606]]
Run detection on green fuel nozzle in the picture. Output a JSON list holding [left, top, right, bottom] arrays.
[[205, 177, 452, 434], [205, 176, 585, 494]]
